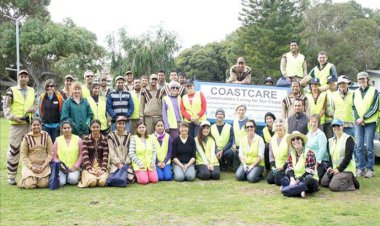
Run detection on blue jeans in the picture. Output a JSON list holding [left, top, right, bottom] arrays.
[[42, 126, 60, 143], [156, 164, 173, 181], [354, 122, 376, 171], [172, 163, 195, 182], [111, 121, 130, 133], [235, 164, 264, 183]]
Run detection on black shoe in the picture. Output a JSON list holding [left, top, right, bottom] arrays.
[[353, 177, 360, 189]]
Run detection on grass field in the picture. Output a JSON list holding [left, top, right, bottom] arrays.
[[0, 117, 380, 226]]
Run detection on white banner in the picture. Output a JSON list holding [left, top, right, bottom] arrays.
[[195, 81, 289, 125]]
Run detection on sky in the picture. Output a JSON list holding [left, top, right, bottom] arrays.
[[48, 0, 380, 51]]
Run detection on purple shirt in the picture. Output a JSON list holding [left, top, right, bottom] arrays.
[[162, 95, 182, 129]]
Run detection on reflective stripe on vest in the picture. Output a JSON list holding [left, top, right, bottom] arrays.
[[210, 123, 231, 150], [306, 92, 327, 124], [86, 96, 108, 130], [56, 135, 80, 168], [182, 91, 206, 122], [10, 86, 35, 125], [195, 137, 219, 166], [163, 95, 182, 129], [262, 126, 272, 144], [233, 119, 247, 146], [329, 133, 356, 174], [314, 63, 333, 88], [132, 135, 154, 170], [332, 90, 354, 123], [152, 133, 170, 164], [270, 134, 289, 168], [285, 52, 305, 78], [130, 91, 141, 119], [354, 86, 377, 123], [290, 150, 318, 180], [240, 135, 264, 166]]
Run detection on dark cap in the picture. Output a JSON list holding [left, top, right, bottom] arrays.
[[264, 112, 276, 121], [265, 77, 274, 83], [215, 108, 225, 116], [185, 80, 194, 86], [327, 76, 337, 83], [309, 78, 320, 85]]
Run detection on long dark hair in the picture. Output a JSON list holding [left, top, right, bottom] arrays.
[[136, 120, 148, 138], [197, 125, 215, 152]]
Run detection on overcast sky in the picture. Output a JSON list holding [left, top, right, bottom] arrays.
[[48, 0, 379, 51]]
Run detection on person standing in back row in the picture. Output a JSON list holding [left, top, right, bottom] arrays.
[[280, 40, 308, 86], [3, 70, 37, 185]]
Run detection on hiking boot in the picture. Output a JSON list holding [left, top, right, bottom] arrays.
[[8, 178, 16, 185], [365, 170, 374, 178], [356, 169, 365, 177]]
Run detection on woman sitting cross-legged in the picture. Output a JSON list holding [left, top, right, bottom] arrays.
[[281, 131, 319, 198], [152, 120, 173, 181], [321, 119, 360, 191], [129, 120, 158, 185], [18, 118, 53, 189], [172, 122, 196, 182], [195, 120, 220, 180], [53, 121, 82, 186], [78, 119, 109, 188], [235, 119, 265, 183]]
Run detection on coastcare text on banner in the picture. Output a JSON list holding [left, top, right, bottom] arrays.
[[195, 81, 290, 125]]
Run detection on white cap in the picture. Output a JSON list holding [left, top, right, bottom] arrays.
[[337, 75, 350, 84], [200, 120, 211, 127]]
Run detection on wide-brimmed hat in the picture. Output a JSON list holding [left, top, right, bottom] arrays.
[[286, 131, 308, 147]]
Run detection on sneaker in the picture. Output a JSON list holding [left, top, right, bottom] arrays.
[[301, 191, 306, 199], [8, 178, 16, 185], [365, 170, 374, 178], [356, 169, 365, 177]]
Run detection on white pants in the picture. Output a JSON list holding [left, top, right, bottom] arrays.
[[59, 170, 80, 186]]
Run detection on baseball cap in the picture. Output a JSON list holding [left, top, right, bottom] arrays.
[[200, 120, 211, 127], [64, 74, 74, 80], [309, 78, 320, 85], [115, 76, 125, 82], [331, 119, 343, 127], [357, 71, 369, 80], [237, 57, 245, 63], [337, 75, 350, 84]]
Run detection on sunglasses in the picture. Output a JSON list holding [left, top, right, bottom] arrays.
[[86, 75, 94, 78], [151, 78, 158, 81], [47, 85, 55, 88], [332, 124, 342, 128], [171, 87, 180, 90], [245, 125, 254, 129], [291, 137, 302, 142]]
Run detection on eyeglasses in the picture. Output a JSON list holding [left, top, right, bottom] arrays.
[[245, 125, 254, 129], [171, 87, 180, 90], [86, 75, 94, 78], [291, 137, 302, 142]]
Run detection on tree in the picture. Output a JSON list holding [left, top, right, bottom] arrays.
[[231, 0, 308, 83], [301, 1, 380, 77], [107, 26, 180, 78], [175, 41, 230, 82]]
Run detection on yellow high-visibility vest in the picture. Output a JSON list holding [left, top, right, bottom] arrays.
[[270, 134, 289, 168], [182, 91, 206, 122], [332, 90, 354, 123], [306, 92, 327, 124], [210, 123, 231, 150], [353, 86, 378, 124], [328, 133, 356, 174], [56, 135, 80, 168], [10, 86, 35, 125], [86, 95, 108, 130], [163, 95, 182, 129], [240, 135, 264, 166], [285, 52, 305, 78]]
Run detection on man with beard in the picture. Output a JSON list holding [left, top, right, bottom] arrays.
[[106, 76, 134, 132], [281, 81, 309, 119], [227, 57, 252, 84]]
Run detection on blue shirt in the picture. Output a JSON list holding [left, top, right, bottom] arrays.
[[305, 129, 329, 163]]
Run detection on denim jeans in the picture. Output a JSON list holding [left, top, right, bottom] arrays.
[[235, 164, 264, 183], [354, 122, 376, 171], [343, 127, 355, 137], [173, 163, 195, 182], [42, 126, 60, 143], [156, 164, 173, 181]]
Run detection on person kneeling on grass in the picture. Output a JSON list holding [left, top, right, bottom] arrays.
[[281, 131, 319, 198], [18, 118, 53, 189], [172, 122, 196, 182], [152, 120, 173, 181], [195, 120, 220, 180], [129, 121, 158, 185], [78, 119, 109, 188], [321, 119, 360, 191], [235, 119, 265, 183], [53, 121, 82, 186], [107, 116, 135, 186], [267, 119, 288, 186]]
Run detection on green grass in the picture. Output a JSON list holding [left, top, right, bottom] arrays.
[[0, 117, 380, 225]]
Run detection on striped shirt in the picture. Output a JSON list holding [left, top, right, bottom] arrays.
[[82, 134, 109, 171], [106, 90, 134, 119]]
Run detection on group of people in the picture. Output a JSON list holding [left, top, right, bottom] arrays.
[[3, 42, 377, 198]]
